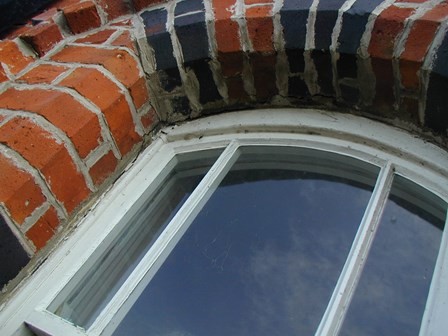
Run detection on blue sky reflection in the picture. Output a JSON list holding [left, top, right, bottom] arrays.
[[113, 167, 374, 336]]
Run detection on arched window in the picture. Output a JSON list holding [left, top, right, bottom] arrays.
[[2, 109, 447, 336]]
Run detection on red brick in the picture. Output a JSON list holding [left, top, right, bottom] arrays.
[[372, 58, 395, 114], [52, 45, 137, 86], [111, 31, 137, 53], [219, 51, 245, 77], [0, 40, 34, 75], [75, 29, 116, 44], [0, 66, 8, 83], [368, 6, 415, 59], [60, 68, 141, 155], [21, 22, 63, 57], [129, 76, 149, 109], [402, 20, 438, 64], [63, 1, 102, 35], [26, 206, 59, 250], [5, 24, 35, 40], [215, 19, 241, 53], [97, 0, 132, 20], [0, 88, 102, 159], [402, 3, 448, 63], [421, 2, 448, 21], [32, 8, 58, 23], [52, 45, 146, 106], [89, 150, 118, 186], [132, 0, 166, 12], [111, 19, 133, 27], [399, 59, 421, 90], [213, 0, 241, 53], [52, 0, 79, 8], [250, 53, 277, 100], [18, 64, 68, 84], [0, 154, 46, 225], [0, 118, 90, 214], [245, 0, 274, 4], [399, 96, 419, 123], [398, 4, 448, 91], [246, 6, 274, 53], [226, 76, 249, 101], [140, 106, 157, 130]]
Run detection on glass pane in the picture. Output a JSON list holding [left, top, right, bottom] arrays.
[[49, 149, 222, 329], [340, 175, 447, 336], [113, 147, 379, 336]]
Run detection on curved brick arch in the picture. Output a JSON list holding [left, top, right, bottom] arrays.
[[0, 0, 447, 275], [141, 0, 448, 134]]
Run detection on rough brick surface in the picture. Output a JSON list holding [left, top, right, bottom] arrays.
[[97, 0, 131, 20], [0, 40, 34, 75], [141, 8, 176, 70], [18, 64, 68, 84], [338, 0, 387, 54], [25, 206, 59, 250], [0, 155, 45, 225], [246, 6, 274, 53], [89, 150, 118, 186], [280, 0, 313, 50], [368, 6, 415, 59], [174, 12, 209, 63], [60, 68, 141, 155], [52, 45, 147, 108], [315, 0, 346, 50], [20, 22, 63, 57], [132, 0, 166, 12], [0, 88, 103, 159], [75, 29, 116, 44], [0, 118, 90, 214], [63, 1, 102, 34]]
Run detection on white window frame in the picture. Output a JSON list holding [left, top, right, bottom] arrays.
[[0, 108, 447, 336]]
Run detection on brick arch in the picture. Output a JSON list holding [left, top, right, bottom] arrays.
[[142, 0, 448, 134], [0, 0, 447, 262]]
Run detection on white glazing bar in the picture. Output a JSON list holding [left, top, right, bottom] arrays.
[[419, 210, 448, 336], [26, 310, 87, 336], [89, 141, 241, 336], [315, 162, 395, 336]]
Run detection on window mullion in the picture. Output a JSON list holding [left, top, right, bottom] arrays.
[[315, 162, 395, 336], [419, 211, 448, 336], [90, 140, 241, 336]]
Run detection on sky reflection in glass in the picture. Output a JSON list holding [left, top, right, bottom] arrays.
[[340, 176, 446, 336], [113, 150, 376, 336], [51, 150, 221, 328]]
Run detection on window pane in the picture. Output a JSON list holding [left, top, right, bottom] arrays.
[[340, 175, 447, 336], [49, 150, 222, 329], [113, 147, 378, 336]]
